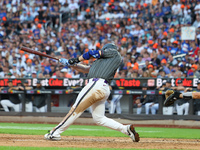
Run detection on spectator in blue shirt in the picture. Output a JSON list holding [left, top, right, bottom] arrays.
[[162, 2, 171, 21], [168, 41, 180, 55], [181, 40, 190, 54]]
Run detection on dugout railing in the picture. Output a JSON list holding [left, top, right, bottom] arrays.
[[0, 77, 200, 121], [0, 89, 196, 114]]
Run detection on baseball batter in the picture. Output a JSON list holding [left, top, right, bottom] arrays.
[[44, 43, 140, 142]]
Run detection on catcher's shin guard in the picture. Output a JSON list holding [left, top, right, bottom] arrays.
[[164, 90, 181, 107]]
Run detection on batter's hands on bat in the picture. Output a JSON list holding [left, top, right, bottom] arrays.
[[59, 58, 70, 66], [68, 58, 80, 65]]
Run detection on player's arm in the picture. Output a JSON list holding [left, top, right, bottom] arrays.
[[176, 86, 185, 91], [79, 50, 102, 61], [59, 50, 102, 73], [0, 87, 4, 92], [158, 87, 165, 91], [8, 87, 15, 92], [68, 50, 102, 64], [70, 64, 90, 73], [171, 87, 177, 90], [25, 86, 33, 90], [17, 85, 24, 90], [184, 87, 192, 92], [69, 50, 102, 73]]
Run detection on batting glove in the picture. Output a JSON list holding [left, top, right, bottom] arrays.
[[59, 58, 70, 66], [68, 58, 80, 65]]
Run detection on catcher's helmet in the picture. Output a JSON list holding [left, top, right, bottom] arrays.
[[102, 43, 117, 51]]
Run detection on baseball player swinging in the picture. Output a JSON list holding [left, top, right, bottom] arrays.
[[44, 43, 140, 142]]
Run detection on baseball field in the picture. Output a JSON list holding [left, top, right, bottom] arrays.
[[0, 122, 199, 150]]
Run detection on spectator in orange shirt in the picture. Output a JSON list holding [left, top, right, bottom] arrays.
[[61, 68, 72, 78], [127, 55, 138, 69], [147, 64, 157, 77]]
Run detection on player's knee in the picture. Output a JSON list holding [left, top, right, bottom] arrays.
[[0, 100, 5, 105], [92, 114, 104, 125]]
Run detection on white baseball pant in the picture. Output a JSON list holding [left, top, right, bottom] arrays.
[[50, 78, 129, 137], [145, 102, 159, 115], [176, 103, 189, 115], [197, 111, 200, 115], [35, 105, 47, 112], [109, 95, 122, 114], [25, 102, 33, 112], [136, 107, 142, 114], [0, 100, 21, 112]]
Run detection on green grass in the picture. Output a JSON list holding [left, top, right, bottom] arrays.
[[0, 122, 199, 139]]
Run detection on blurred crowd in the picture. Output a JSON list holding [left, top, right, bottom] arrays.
[[1, 0, 200, 79]]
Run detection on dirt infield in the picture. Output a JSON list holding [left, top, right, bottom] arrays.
[[0, 134, 199, 149]]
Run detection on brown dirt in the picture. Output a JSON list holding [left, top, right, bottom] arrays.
[[0, 134, 200, 149]]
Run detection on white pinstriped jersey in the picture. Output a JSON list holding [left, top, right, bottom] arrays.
[[87, 49, 122, 83]]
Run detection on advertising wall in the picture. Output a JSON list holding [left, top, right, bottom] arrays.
[[0, 78, 198, 89]]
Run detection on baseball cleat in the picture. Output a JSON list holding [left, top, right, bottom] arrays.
[[127, 124, 140, 142], [44, 133, 61, 141]]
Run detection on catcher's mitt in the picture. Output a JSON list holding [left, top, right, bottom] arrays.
[[164, 90, 180, 107]]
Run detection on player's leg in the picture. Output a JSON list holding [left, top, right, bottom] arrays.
[[109, 95, 117, 114], [136, 107, 142, 114], [176, 104, 183, 115], [35, 107, 40, 112], [145, 103, 152, 114], [150, 103, 159, 115], [91, 100, 126, 132], [12, 104, 21, 112], [39, 105, 46, 112], [45, 81, 99, 140], [91, 99, 139, 142], [0, 100, 15, 112], [116, 95, 122, 114], [109, 99, 115, 114], [198, 111, 200, 115], [26, 102, 33, 112], [183, 102, 189, 115]]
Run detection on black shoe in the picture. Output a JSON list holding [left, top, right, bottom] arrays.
[[127, 124, 140, 142]]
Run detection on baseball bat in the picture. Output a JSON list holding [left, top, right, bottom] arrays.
[[20, 46, 59, 61]]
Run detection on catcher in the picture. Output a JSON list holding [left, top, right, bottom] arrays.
[[164, 89, 199, 106]]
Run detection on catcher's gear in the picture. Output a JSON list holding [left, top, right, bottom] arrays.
[[68, 58, 80, 65], [164, 90, 181, 106]]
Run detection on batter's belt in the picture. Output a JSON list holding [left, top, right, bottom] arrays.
[[90, 78, 109, 84]]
